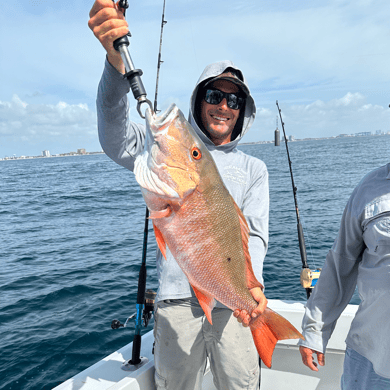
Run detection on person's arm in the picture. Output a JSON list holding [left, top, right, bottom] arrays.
[[299, 188, 364, 370], [97, 59, 146, 171], [89, 0, 147, 170], [234, 160, 269, 325]]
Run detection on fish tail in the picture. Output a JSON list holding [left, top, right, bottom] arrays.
[[249, 307, 304, 368]]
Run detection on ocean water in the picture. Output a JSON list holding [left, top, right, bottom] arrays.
[[1, 135, 389, 389]]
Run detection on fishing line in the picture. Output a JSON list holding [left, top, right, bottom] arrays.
[[299, 212, 317, 271], [293, 187, 318, 270]]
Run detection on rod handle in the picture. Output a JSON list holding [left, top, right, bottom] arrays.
[[113, 34, 130, 51], [131, 334, 142, 365], [125, 69, 147, 101], [136, 263, 147, 305], [297, 223, 308, 268]]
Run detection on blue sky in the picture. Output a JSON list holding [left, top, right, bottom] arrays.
[[1, 0, 389, 157]]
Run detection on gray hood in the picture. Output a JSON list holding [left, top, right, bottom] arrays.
[[188, 60, 256, 152]]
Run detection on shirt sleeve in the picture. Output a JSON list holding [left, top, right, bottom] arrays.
[[242, 160, 269, 287], [96, 57, 147, 172], [298, 187, 365, 353]]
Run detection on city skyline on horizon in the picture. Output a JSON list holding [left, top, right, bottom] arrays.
[[2, 130, 389, 161]]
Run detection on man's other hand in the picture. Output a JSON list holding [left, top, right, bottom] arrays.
[[299, 346, 325, 371]]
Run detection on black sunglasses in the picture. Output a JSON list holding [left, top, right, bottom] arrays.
[[203, 88, 245, 110]]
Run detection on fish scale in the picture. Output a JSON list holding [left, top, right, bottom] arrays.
[[160, 186, 250, 310], [134, 104, 304, 368]]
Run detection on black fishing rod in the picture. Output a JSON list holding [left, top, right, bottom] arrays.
[[276, 101, 320, 299], [110, 0, 166, 371], [154, 0, 167, 113]]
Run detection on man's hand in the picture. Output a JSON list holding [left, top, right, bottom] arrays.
[[88, 0, 128, 73], [299, 346, 325, 371], [233, 287, 267, 327]]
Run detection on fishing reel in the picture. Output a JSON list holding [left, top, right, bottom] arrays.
[[300, 268, 321, 290], [111, 289, 157, 330]]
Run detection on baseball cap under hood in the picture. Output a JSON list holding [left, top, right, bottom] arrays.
[[188, 60, 256, 148]]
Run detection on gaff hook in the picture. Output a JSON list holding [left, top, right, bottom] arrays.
[[112, 0, 153, 118]]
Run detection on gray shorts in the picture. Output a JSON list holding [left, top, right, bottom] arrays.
[[153, 297, 260, 390]]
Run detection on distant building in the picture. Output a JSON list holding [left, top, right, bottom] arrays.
[[355, 132, 371, 137], [375, 130, 383, 135], [289, 135, 296, 142], [42, 150, 51, 157], [77, 149, 86, 155], [337, 134, 352, 138]]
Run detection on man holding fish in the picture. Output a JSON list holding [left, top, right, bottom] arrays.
[[89, 1, 303, 388]]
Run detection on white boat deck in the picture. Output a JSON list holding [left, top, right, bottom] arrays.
[[54, 300, 358, 390]]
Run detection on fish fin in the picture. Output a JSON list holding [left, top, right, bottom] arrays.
[[191, 285, 215, 325], [149, 207, 172, 219], [245, 259, 263, 290], [152, 223, 167, 260], [232, 200, 263, 290], [249, 307, 304, 368]]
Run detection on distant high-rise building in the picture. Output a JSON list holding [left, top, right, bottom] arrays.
[[77, 149, 86, 155], [42, 150, 51, 157], [274, 116, 280, 146]]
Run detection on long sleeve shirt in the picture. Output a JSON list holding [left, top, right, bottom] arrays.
[[299, 163, 390, 379], [96, 59, 269, 304]]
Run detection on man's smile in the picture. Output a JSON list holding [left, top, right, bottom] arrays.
[[211, 114, 229, 122]]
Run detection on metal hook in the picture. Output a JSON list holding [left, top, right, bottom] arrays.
[[137, 98, 153, 119]]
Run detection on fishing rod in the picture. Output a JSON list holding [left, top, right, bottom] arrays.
[[154, 0, 167, 113], [276, 101, 320, 299], [110, 0, 166, 372]]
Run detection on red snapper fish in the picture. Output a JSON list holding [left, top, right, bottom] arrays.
[[134, 104, 303, 368]]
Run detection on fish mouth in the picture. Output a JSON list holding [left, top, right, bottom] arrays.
[[134, 104, 183, 199], [141, 104, 180, 160], [146, 103, 179, 135]]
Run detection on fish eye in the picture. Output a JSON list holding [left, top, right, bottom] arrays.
[[191, 147, 202, 160]]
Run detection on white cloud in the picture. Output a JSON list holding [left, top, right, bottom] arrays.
[[0, 95, 96, 136], [334, 93, 365, 107], [249, 92, 389, 142], [0, 95, 98, 156]]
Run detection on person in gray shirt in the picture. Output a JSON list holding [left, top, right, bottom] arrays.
[[299, 164, 390, 389], [89, 1, 269, 388]]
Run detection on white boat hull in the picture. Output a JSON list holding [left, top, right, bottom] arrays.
[[54, 300, 358, 390]]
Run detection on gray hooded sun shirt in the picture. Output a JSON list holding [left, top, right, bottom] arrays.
[[97, 59, 269, 304]]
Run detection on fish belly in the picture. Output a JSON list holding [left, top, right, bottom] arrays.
[[153, 187, 256, 312]]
